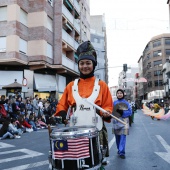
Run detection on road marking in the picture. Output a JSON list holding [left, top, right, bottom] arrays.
[[3, 160, 49, 170], [109, 136, 115, 150], [155, 135, 170, 164], [0, 142, 15, 149], [0, 149, 44, 163]]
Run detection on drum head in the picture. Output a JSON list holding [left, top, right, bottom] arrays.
[[113, 102, 128, 118], [51, 126, 98, 139]]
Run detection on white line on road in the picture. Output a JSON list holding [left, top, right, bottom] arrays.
[[109, 136, 115, 150], [0, 149, 44, 164], [155, 135, 170, 164], [3, 160, 49, 170], [0, 142, 15, 149], [156, 135, 170, 152]]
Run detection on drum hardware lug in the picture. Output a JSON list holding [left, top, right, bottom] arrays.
[[72, 116, 77, 124], [92, 117, 98, 123], [81, 160, 90, 168]]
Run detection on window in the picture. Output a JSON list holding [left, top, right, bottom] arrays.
[[94, 38, 98, 43], [47, 16, 53, 32], [146, 72, 151, 79], [19, 38, 27, 54], [147, 62, 151, 69], [165, 39, 170, 45], [48, 0, 53, 6], [0, 37, 6, 52], [153, 60, 162, 66], [153, 50, 161, 57], [154, 80, 163, 86], [20, 9, 27, 26], [0, 6, 7, 21], [154, 70, 162, 76], [147, 54, 150, 60], [153, 40, 161, 47], [47, 43, 53, 59], [148, 81, 152, 87], [165, 49, 170, 55]]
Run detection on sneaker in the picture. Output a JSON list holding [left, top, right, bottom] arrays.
[[102, 159, 109, 165], [15, 135, 21, 139], [120, 155, 125, 159]]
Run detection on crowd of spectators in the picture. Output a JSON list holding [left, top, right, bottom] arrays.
[[0, 94, 61, 140]]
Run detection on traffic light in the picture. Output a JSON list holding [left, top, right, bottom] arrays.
[[123, 64, 127, 72]]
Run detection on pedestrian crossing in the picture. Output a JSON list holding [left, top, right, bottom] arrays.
[[3, 160, 49, 170], [0, 142, 49, 170]]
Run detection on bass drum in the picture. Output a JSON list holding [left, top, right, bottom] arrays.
[[49, 126, 102, 170]]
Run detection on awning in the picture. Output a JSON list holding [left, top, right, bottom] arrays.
[[2, 80, 22, 89], [34, 73, 57, 92]]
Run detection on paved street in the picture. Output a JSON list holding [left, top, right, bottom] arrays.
[[0, 110, 170, 170]]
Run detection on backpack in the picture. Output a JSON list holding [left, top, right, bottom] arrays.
[[0, 104, 7, 117]]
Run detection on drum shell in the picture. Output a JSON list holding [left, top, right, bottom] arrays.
[[50, 126, 101, 170]]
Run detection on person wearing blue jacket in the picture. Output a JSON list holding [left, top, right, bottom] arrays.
[[112, 89, 132, 159]]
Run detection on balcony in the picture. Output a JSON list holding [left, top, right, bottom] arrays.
[[62, 54, 79, 73], [74, 19, 80, 33], [73, 0, 80, 14], [62, 29, 79, 50], [62, 5, 74, 25]]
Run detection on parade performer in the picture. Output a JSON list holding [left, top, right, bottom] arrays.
[[54, 40, 113, 162], [112, 89, 132, 159]]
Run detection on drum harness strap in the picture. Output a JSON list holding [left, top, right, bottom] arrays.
[[72, 78, 103, 169], [73, 77, 100, 101], [72, 78, 100, 129]]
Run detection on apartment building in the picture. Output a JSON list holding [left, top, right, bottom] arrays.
[[0, 0, 90, 99], [138, 33, 170, 103], [118, 67, 138, 101], [90, 15, 108, 84]]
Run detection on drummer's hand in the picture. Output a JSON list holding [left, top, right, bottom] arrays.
[[64, 119, 69, 126], [102, 112, 111, 118]]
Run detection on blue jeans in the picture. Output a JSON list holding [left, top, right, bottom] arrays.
[[115, 134, 126, 155], [1, 132, 14, 139], [29, 121, 37, 131]]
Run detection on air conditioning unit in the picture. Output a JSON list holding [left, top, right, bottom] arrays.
[[48, 0, 53, 6]]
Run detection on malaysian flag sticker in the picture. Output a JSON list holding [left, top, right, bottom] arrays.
[[53, 140, 68, 151]]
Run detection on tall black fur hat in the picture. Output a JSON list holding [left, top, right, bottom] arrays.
[[77, 41, 97, 66]]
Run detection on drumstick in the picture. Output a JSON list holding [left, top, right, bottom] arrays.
[[83, 99, 126, 125], [66, 106, 71, 119]]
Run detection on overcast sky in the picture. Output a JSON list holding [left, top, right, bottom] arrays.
[[90, 0, 169, 87]]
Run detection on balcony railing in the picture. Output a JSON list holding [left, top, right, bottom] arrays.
[[74, 20, 80, 33], [62, 54, 79, 73], [62, 5, 74, 25], [73, 0, 80, 13], [62, 29, 79, 50]]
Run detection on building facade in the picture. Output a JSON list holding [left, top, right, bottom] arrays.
[[0, 0, 90, 99], [138, 33, 170, 103], [90, 15, 108, 83]]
